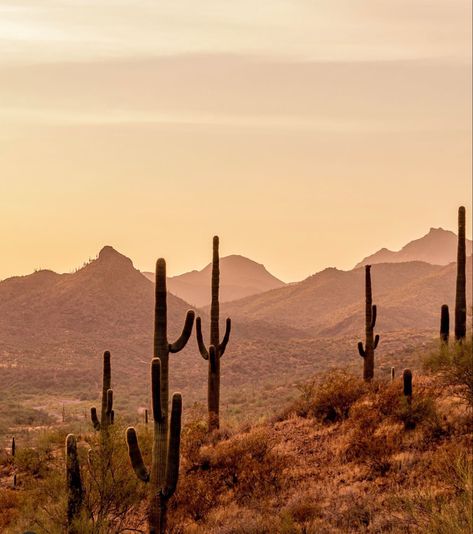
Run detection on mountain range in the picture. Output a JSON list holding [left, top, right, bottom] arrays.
[[143, 254, 285, 307], [0, 227, 471, 414], [356, 227, 472, 268]]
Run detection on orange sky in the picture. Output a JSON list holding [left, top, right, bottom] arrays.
[[0, 1, 471, 282]]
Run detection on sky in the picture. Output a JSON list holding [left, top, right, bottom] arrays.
[[0, 0, 471, 282]]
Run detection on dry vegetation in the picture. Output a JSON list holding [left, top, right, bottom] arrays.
[[1, 341, 471, 533]]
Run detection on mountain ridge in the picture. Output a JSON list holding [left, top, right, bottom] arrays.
[[356, 227, 472, 268]]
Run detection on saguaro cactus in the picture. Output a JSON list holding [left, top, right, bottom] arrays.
[[357, 265, 380, 381], [196, 236, 231, 430], [403, 369, 413, 399], [90, 351, 114, 433], [127, 360, 182, 534], [66, 434, 83, 530], [126, 258, 193, 534], [455, 206, 466, 341], [440, 304, 450, 344], [11, 437, 15, 457]]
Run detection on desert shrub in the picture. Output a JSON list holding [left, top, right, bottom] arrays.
[[0, 490, 21, 530], [14, 445, 52, 478], [343, 401, 401, 474], [401, 447, 473, 534], [424, 339, 473, 407], [82, 423, 147, 533], [172, 427, 285, 525], [283, 370, 366, 423]]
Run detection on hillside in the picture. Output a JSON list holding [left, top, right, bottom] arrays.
[[356, 227, 473, 268], [3, 357, 472, 533], [143, 254, 285, 307], [0, 247, 469, 424], [221, 258, 473, 337]]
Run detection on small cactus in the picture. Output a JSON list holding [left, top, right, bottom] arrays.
[[440, 304, 449, 344], [11, 437, 15, 457], [403, 369, 413, 400], [90, 351, 114, 433], [455, 206, 466, 341], [390, 367, 395, 381], [357, 265, 380, 381], [196, 236, 232, 430], [66, 434, 83, 529]]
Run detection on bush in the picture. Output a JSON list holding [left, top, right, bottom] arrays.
[[288, 370, 366, 423], [424, 339, 473, 407]]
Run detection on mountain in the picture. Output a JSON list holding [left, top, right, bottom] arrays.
[[1, 245, 470, 419], [143, 254, 285, 307], [221, 258, 472, 337], [356, 227, 472, 268]]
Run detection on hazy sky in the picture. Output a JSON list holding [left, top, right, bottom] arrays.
[[0, 1, 471, 282]]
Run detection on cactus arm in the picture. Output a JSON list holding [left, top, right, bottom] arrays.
[[151, 359, 164, 422], [371, 305, 377, 329], [106, 389, 114, 425], [126, 428, 150, 482], [218, 318, 232, 357], [164, 393, 182, 499], [195, 317, 209, 360], [209, 345, 218, 373], [374, 335, 380, 350], [90, 407, 101, 430], [169, 310, 195, 353], [357, 342, 366, 358]]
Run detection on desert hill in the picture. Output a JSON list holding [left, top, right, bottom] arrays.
[[143, 254, 285, 306], [221, 258, 472, 337], [356, 227, 472, 268], [0, 246, 469, 419]]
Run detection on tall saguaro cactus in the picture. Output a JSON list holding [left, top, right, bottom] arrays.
[[455, 206, 466, 341], [127, 360, 182, 534], [126, 258, 194, 534], [196, 236, 232, 431], [440, 304, 450, 344], [357, 265, 380, 381], [90, 351, 114, 433], [66, 434, 83, 531]]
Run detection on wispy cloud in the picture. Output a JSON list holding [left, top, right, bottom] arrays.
[[0, 0, 470, 64]]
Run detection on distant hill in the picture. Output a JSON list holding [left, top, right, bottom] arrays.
[[143, 254, 285, 307], [356, 227, 472, 268], [221, 258, 472, 337], [1, 245, 470, 416]]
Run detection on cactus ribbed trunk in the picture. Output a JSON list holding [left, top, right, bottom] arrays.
[[196, 236, 232, 432], [209, 237, 221, 430], [100, 351, 111, 428], [364, 266, 374, 380], [455, 206, 466, 341], [127, 258, 193, 534], [440, 304, 450, 344], [66, 434, 83, 532], [154, 258, 169, 506], [357, 265, 379, 381]]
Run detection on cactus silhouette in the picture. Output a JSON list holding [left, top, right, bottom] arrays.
[[196, 236, 232, 430], [11, 437, 15, 457], [455, 206, 466, 341], [440, 304, 449, 344], [126, 258, 193, 534], [127, 360, 182, 534], [90, 351, 114, 433], [357, 265, 380, 381], [403, 369, 413, 399], [66, 434, 83, 530]]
